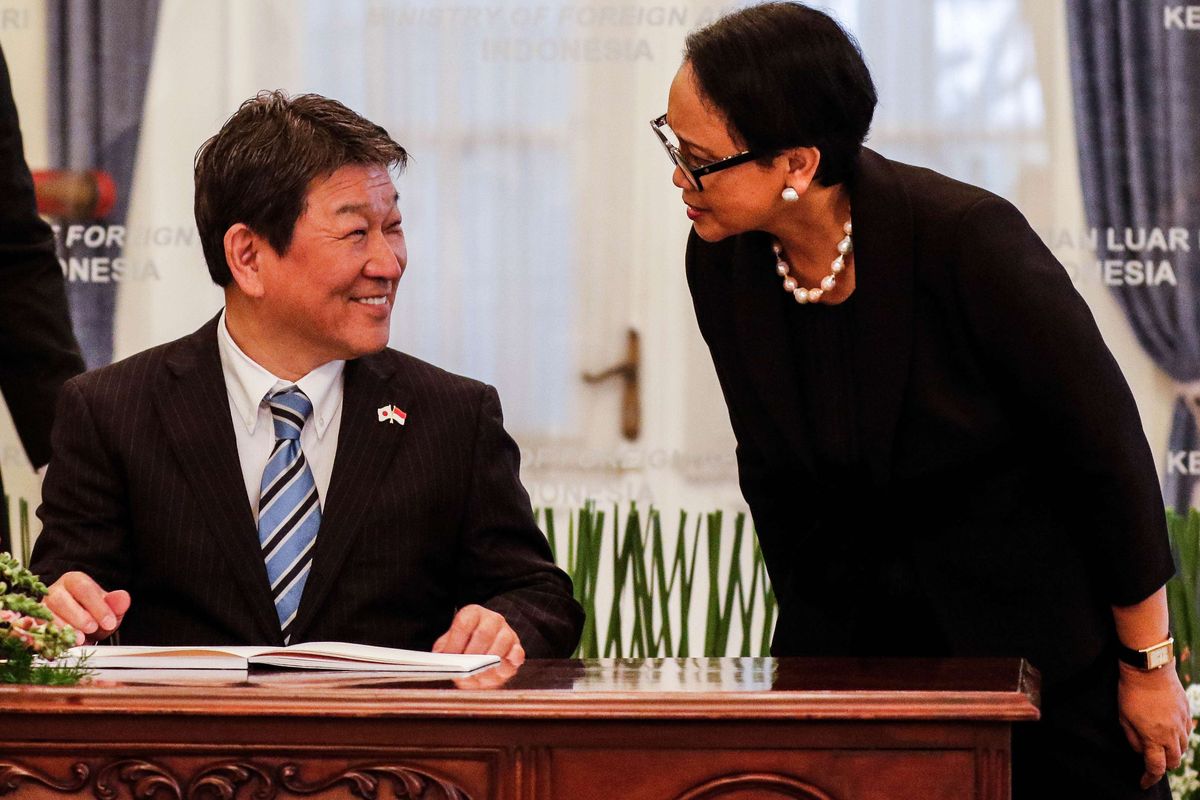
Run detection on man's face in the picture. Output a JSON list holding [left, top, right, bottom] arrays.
[[257, 163, 406, 366]]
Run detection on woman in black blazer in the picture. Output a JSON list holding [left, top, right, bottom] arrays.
[[653, 3, 1190, 797]]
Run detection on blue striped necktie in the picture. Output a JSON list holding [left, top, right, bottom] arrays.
[[258, 386, 321, 643]]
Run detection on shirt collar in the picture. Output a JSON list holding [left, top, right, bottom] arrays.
[[216, 309, 344, 438]]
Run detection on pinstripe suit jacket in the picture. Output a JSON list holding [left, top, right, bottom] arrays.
[[30, 315, 583, 656]]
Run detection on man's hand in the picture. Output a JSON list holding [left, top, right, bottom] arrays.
[[432, 604, 525, 663], [44, 571, 130, 643], [1118, 661, 1194, 789]]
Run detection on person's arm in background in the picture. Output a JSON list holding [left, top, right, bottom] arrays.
[[0, 44, 85, 552]]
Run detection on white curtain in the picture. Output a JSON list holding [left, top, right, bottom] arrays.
[[110, 0, 1167, 509]]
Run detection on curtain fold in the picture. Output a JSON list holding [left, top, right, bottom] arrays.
[[1066, 0, 1200, 510], [46, 0, 159, 369]]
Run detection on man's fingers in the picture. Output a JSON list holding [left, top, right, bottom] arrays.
[[105, 590, 132, 618], [1140, 744, 1167, 790], [44, 572, 126, 641], [432, 606, 522, 657], [434, 606, 484, 654], [462, 612, 504, 655], [504, 641, 526, 665], [470, 624, 514, 658], [65, 572, 118, 630], [44, 585, 94, 634]]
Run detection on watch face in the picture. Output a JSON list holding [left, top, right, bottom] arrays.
[[1148, 644, 1173, 669]]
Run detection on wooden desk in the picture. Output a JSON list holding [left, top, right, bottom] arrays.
[[0, 657, 1038, 799]]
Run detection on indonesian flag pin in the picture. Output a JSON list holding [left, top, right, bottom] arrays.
[[377, 405, 407, 425]]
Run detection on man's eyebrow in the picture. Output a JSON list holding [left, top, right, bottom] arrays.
[[334, 192, 400, 216]]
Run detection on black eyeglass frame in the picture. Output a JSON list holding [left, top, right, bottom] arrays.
[[650, 114, 762, 191]]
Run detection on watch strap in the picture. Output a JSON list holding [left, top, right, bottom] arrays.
[[1117, 637, 1175, 670]]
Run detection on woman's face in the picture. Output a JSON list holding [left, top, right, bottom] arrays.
[[665, 62, 788, 242]]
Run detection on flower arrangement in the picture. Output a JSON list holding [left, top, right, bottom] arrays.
[[0, 552, 85, 684], [1171, 684, 1200, 799]]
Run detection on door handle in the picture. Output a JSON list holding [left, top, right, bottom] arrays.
[[582, 328, 640, 441]]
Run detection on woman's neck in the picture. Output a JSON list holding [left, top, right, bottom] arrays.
[[769, 182, 853, 284]]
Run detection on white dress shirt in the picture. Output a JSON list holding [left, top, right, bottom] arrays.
[[216, 309, 344, 515]]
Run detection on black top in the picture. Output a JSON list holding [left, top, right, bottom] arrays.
[[686, 149, 1174, 685], [784, 292, 863, 484], [785, 292, 947, 657]]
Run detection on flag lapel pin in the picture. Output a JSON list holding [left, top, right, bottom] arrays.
[[377, 405, 407, 425]]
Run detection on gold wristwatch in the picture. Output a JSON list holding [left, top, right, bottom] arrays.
[[1117, 637, 1175, 670]]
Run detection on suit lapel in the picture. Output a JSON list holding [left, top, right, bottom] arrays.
[[155, 315, 281, 643], [289, 353, 410, 639], [732, 231, 814, 472], [848, 149, 915, 486]]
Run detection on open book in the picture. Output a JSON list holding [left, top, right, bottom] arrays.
[[63, 641, 499, 673]]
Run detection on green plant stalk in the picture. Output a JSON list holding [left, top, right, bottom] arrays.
[[715, 513, 745, 656], [18, 500, 30, 567], [631, 505, 651, 657], [586, 505, 605, 657], [704, 510, 723, 657], [574, 503, 601, 658], [630, 504, 660, 658], [678, 513, 701, 657], [755, 539, 777, 657], [737, 515, 761, 658], [1167, 509, 1200, 684], [604, 505, 630, 658], [650, 510, 674, 656]]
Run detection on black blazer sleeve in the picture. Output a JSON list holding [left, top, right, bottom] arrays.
[[30, 377, 133, 592], [0, 45, 84, 470], [951, 194, 1174, 606], [456, 384, 584, 657]]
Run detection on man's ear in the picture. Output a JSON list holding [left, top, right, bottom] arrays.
[[223, 223, 266, 298], [781, 146, 822, 196]]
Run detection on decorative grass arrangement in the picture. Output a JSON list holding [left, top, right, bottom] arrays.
[[1167, 509, 1200, 686], [538, 502, 776, 658], [1157, 511, 1200, 800], [1, 493, 34, 566]]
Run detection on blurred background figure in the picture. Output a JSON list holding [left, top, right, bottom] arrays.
[[0, 42, 83, 555]]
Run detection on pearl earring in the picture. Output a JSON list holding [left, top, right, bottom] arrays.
[[781, 187, 799, 202]]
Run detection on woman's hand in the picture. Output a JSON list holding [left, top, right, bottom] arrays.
[[1117, 661, 1194, 789]]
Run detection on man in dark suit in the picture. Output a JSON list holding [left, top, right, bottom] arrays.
[[0, 44, 85, 556], [30, 91, 583, 659]]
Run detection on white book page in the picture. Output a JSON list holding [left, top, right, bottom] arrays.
[[253, 642, 499, 672], [62, 645, 272, 669]]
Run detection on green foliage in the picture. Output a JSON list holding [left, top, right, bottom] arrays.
[[1167, 509, 1200, 685], [0, 637, 89, 685], [538, 504, 776, 658], [0, 551, 85, 684]]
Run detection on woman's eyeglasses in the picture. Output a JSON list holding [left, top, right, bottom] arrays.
[[650, 114, 761, 191]]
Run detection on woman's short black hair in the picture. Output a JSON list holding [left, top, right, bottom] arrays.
[[683, 2, 877, 186]]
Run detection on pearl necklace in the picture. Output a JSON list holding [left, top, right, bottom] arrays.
[[772, 221, 853, 304]]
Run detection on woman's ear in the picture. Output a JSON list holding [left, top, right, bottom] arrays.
[[781, 146, 822, 196], [223, 223, 266, 298]]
